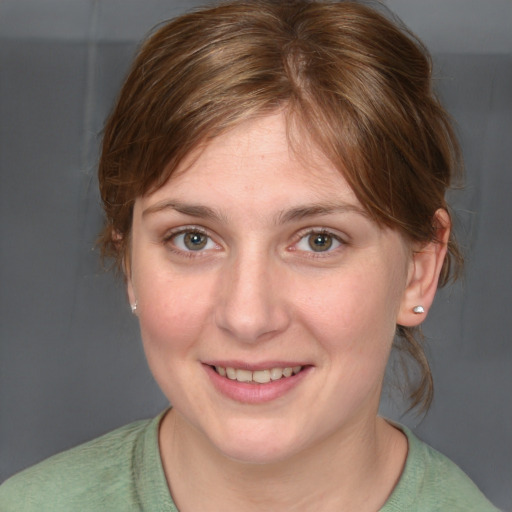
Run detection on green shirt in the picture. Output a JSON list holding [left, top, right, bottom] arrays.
[[0, 412, 499, 511]]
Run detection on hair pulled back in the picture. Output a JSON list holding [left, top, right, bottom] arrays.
[[98, 0, 463, 411]]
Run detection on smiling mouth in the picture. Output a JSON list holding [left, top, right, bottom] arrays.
[[212, 365, 303, 384]]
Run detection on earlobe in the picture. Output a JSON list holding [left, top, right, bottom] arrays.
[[125, 260, 137, 309], [126, 274, 139, 316], [397, 209, 450, 327], [121, 243, 137, 311], [127, 275, 136, 309]]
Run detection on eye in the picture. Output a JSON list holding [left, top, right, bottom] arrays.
[[295, 231, 342, 253], [169, 229, 217, 252]]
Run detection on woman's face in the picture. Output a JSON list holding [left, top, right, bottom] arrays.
[[128, 112, 413, 464]]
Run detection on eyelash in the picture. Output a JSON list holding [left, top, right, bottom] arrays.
[[163, 226, 219, 258], [290, 228, 346, 258], [162, 226, 346, 259]]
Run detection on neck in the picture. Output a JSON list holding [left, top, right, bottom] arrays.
[[159, 410, 407, 512]]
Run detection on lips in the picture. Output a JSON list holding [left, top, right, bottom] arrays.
[[214, 365, 302, 384], [205, 362, 310, 403]]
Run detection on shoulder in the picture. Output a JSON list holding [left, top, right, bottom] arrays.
[[0, 416, 160, 512], [382, 425, 501, 512], [414, 439, 499, 511]]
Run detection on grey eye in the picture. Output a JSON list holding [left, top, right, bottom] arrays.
[[183, 232, 208, 250], [295, 232, 342, 253], [172, 231, 215, 252], [308, 233, 333, 252]]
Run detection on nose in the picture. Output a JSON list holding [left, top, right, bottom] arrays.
[[214, 248, 291, 343]]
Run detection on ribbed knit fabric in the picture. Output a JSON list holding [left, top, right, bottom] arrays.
[[0, 412, 499, 511], [0, 412, 176, 512], [381, 425, 499, 511]]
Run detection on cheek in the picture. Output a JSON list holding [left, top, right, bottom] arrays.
[[136, 271, 215, 357], [292, 264, 404, 404], [296, 267, 400, 347], [135, 273, 216, 405]]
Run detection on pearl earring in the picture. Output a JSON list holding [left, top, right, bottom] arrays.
[[413, 305, 425, 314]]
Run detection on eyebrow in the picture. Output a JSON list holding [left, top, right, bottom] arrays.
[[142, 200, 368, 224], [274, 203, 369, 224], [142, 200, 226, 222]]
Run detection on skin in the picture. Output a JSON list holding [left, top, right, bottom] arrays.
[[126, 112, 449, 511]]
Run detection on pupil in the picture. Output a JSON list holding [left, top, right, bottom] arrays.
[[309, 233, 332, 252], [184, 232, 207, 250]]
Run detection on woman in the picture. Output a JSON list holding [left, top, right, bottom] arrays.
[[0, 0, 500, 510]]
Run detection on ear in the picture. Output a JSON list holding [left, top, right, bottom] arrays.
[[115, 228, 136, 309], [126, 266, 136, 308], [397, 209, 450, 327], [124, 256, 138, 311]]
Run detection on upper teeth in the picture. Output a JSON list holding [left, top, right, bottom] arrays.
[[215, 366, 302, 384]]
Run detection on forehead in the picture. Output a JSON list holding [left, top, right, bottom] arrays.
[[141, 112, 359, 211]]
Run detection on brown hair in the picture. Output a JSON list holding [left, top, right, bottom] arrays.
[[98, 0, 463, 411]]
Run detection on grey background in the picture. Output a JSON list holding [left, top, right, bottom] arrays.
[[1, 1, 511, 509]]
